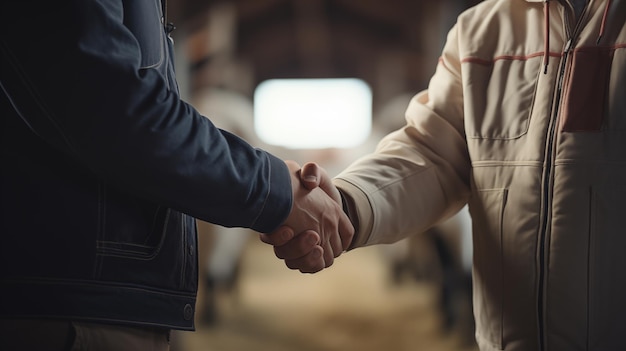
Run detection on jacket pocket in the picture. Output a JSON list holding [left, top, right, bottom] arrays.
[[588, 186, 626, 350], [123, 0, 164, 69], [463, 56, 541, 140], [469, 188, 507, 350], [95, 199, 197, 292], [560, 47, 614, 132], [96, 184, 168, 260]]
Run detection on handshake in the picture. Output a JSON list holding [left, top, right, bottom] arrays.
[[259, 160, 355, 273]]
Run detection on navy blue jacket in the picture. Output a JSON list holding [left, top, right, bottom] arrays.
[[0, 0, 292, 330]]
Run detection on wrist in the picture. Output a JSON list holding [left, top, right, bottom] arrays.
[[338, 189, 359, 250]]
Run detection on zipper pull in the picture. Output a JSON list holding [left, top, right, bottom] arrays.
[[564, 38, 573, 55], [165, 22, 176, 34]]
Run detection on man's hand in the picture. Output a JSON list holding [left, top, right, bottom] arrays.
[[260, 161, 353, 273]]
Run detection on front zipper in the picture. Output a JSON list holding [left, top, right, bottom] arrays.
[[537, 2, 591, 349], [537, 38, 572, 351]]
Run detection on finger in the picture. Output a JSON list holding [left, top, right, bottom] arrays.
[[259, 226, 294, 246], [284, 246, 326, 273], [315, 166, 342, 204], [338, 212, 355, 251], [329, 231, 344, 258], [321, 239, 335, 268], [273, 231, 320, 260], [300, 162, 322, 190], [300, 162, 343, 205]]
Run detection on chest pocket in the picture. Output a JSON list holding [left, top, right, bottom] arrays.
[[123, 0, 165, 69], [462, 56, 541, 140]]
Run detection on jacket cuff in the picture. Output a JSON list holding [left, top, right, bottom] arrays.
[[334, 178, 374, 249], [250, 153, 292, 234]]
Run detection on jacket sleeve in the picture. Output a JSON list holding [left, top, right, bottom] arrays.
[[0, 0, 291, 233], [334, 22, 471, 248]]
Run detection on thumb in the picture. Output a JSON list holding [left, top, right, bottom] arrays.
[[300, 162, 342, 204], [299, 162, 321, 190]]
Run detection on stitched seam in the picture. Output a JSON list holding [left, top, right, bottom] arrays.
[[462, 51, 559, 65]]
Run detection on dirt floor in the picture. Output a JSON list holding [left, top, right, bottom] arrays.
[[172, 238, 479, 351]]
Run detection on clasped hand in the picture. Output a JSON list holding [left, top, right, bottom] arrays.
[[260, 161, 353, 273]]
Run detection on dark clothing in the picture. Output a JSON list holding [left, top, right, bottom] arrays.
[[0, 319, 170, 351], [0, 0, 291, 330]]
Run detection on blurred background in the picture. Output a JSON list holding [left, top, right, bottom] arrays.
[[165, 1, 482, 350]]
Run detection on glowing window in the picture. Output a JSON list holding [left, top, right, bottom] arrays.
[[254, 78, 372, 149]]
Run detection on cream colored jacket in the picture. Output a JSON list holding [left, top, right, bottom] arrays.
[[334, 1, 626, 350]]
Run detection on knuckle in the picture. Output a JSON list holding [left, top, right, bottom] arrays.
[[274, 247, 288, 259], [285, 260, 301, 270]]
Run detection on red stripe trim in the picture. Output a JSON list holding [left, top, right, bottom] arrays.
[[574, 43, 626, 52], [438, 57, 450, 71], [441, 43, 626, 68], [456, 44, 626, 67], [460, 52, 556, 66]]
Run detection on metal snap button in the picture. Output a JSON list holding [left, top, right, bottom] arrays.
[[183, 304, 193, 321]]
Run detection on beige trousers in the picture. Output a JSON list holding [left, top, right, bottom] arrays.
[[0, 319, 170, 351]]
